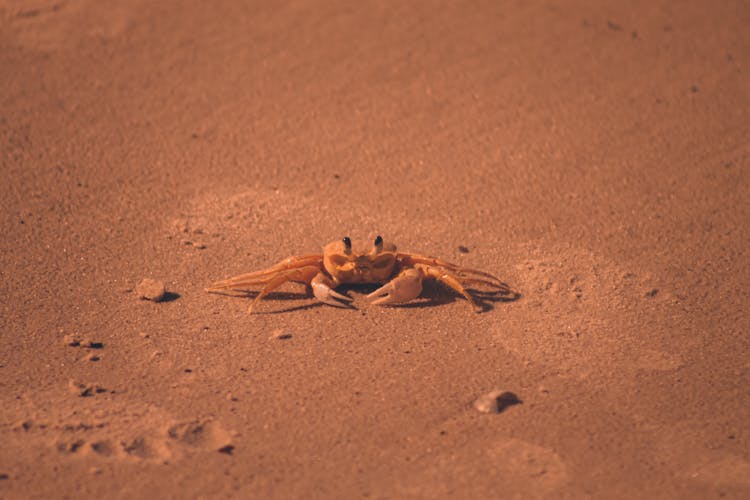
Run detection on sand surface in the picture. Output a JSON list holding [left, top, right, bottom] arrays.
[[2, 0, 749, 498]]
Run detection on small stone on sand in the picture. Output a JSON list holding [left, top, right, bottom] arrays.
[[13, 419, 32, 431], [270, 329, 292, 340], [172, 219, 189, 233], [68, 379, 106, 397], [473, 390, 522, 414], [63, 334, 82, 347], [64, 334, 103, 349], [136, 278, 166, 302]]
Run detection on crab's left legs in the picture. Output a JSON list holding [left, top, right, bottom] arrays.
[[397, 253, 509, 291], [367, 265, 482, 312], [421, 266, 481, 311]]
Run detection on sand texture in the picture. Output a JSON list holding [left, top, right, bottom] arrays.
[[1, 0, 749, 498]]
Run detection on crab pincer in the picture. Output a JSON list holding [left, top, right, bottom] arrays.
[[366, 268, 423, 306], [311, 273, 353, 308]]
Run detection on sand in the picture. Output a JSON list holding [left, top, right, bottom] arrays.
[[1, 0, 749, 498]]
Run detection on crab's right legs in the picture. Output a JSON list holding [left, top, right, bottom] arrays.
[[311, 273, 353, 308], [247, 265, 321, 313], [248, 267, 353, 313], [206, 254, 323, 293]]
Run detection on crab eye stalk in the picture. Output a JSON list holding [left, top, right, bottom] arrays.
[[342, 236, 352, 253], [374, 235, 383, 247]]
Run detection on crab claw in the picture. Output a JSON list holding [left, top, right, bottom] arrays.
[[367, 268, 423, 306], [311, 273, 353, 308]]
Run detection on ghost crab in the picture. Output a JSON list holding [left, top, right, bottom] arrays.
[[206, 236, 513, 313]]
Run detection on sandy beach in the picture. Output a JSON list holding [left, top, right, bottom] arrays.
[[1, 0, 749, 497]]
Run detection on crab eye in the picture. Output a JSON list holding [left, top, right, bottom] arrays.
[[342, 236, 352, 253], [374, 235, 383, 248]]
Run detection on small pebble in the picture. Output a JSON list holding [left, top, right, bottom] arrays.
[[63, 334, 82, 347], [67, 380, 85, 396], [88, 467, 102, 475], [13, 419, 32, 431], [138, 331, 150, 339], [172, 219, 189, 233], [270, 329, 292, 340], [473, 390, 522, 414], [68, 380, 105, 397], [136, 278, 166, 302], [218, 445, 235, 455], [225, 392, 238, 402], [86, 353, 101, 362], [193, 242, 206, 250], [64, 335, 103, 349], [56, 439, 85, 454]]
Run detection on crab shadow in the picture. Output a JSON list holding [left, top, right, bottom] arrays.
[[211, 281, 520, 314], [389, 281, 521, 313], [343, 281, 521, 312], [209, 290, 326, 314]]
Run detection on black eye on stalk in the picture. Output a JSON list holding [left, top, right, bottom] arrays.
[[374, 235, 383, 247], [342, 236, 352, 252]]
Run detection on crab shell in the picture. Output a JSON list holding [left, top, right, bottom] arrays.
[[322, 238, 398, 284]]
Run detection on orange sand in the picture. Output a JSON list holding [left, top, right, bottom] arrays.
[[1, 0, 749, 498]]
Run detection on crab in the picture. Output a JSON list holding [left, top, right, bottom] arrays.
[[206, 236, 514, 313]]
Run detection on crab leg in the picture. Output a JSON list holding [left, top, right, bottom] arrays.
[[453, 277, 514, 292], [206, 254, 323, 293], [247, 265, 321, 313], [397, 253, 508, 289], [421, 266, 481, 311], [368, 265, 482, 312]]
